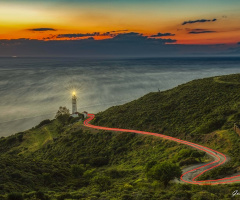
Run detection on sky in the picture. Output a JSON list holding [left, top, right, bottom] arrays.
[[0, 0, 240, 57]]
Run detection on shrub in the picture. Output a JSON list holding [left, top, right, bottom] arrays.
[[191, 191, 217, 200], [35, 191, 45, 200], [175, 149, 192, 161], [56, 193, 71, 200], [91, 174, 111, 191], [123, 183, 133, 190], [179, 157, 198, 167], [121, 194, 133, 200], [145, 161, 157, 173], [69, 117, 81, 124], [57, 114, 70, 125], [7, 193, 24, 200], [83, 169, 96, 179], [146, 161, 182, 187], [196, 119, 225, 134], [6, 137, 17, 145], [42, 173, 52, 185], [90, 157, 109, 167], [71, 164, 85, 178], [35, 119, 51, 128], [107, 169, 124, 179]]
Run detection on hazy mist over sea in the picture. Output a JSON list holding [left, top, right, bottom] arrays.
[[1, 57, 240, 137]]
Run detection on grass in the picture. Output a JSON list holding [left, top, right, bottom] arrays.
[[11, 120, 60, 155]]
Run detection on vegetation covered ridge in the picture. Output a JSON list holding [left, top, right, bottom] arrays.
[[94, 74, 240, 136], [93, 73, 240, 181]]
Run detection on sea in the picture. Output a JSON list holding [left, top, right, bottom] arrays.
[[1, 57, 240, 137]]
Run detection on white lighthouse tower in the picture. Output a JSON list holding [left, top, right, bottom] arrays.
[[72, 92, 77, 114]]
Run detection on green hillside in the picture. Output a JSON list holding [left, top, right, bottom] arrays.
[[1, 74, 240, 199], [0, 120, 213, 200], [94, 74, 240, 137], [94, 74, 240, 181]]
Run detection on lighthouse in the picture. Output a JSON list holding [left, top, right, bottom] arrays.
[[72, 92, 77, 114], [70, 91, 88, 119]]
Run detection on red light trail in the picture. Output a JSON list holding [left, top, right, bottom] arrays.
[[84, 114, 240, 185]]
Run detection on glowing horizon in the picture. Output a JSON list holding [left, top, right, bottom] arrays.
[[0, 0, 240, 57], [0, 0, 239, 45]]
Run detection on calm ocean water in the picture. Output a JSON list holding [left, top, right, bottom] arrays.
[[1, 57, 240, 136]]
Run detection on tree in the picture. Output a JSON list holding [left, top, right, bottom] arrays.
[[55, 106, 70, 125], [55, 106, 70, 118], [146, 161, 182, 187]]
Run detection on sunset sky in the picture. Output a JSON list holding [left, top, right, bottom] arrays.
[[0, 0, 240, 56]]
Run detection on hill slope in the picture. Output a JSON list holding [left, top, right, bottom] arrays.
[[94, 73, 240, 180], [1, 74, 240, 199], [94, 74, 240, 138], [0, 121, 213, 200]]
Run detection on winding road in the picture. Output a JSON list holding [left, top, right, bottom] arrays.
[[84, 114, 240, 185]]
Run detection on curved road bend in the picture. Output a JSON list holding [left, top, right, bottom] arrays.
[[84, 114, 240, 185]]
